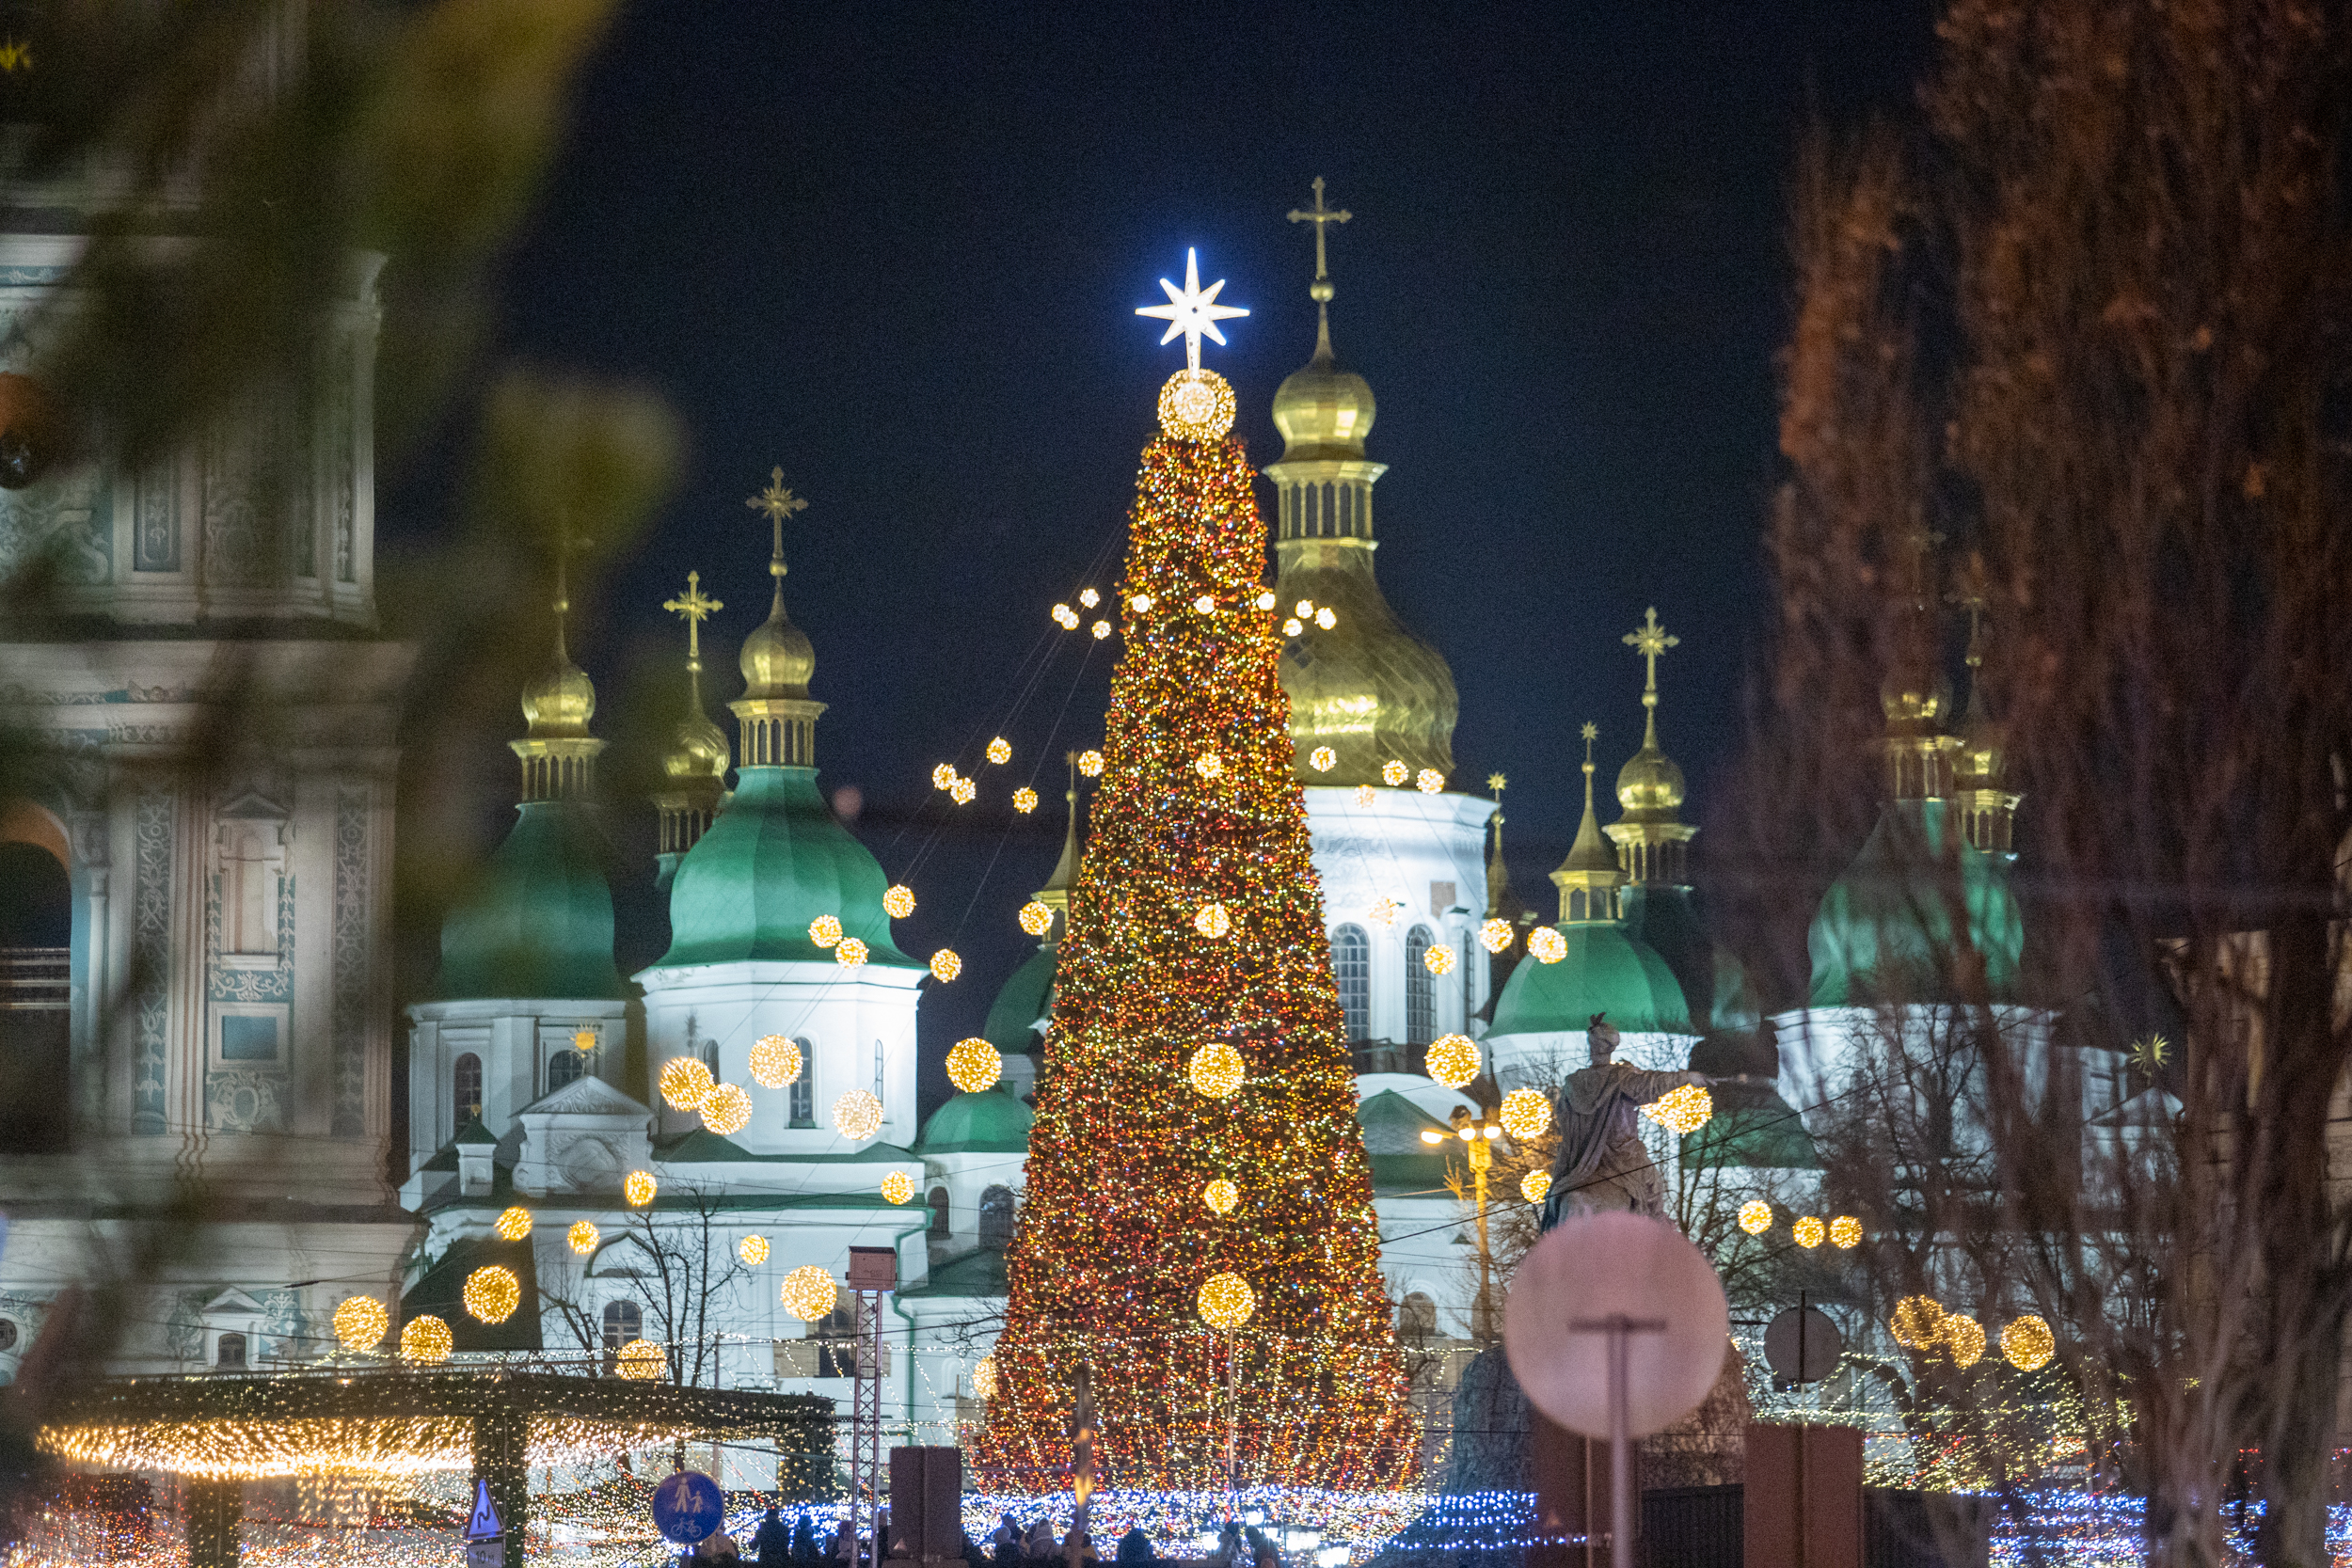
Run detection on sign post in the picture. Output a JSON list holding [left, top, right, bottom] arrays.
[[463, 1479, 502, 1568]]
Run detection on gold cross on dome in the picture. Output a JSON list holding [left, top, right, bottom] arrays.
[[1623, 608, 1678, 700], [746, 467, 810, 579], [1288, 176, 1352, 290], [662, 571, 723, 669]]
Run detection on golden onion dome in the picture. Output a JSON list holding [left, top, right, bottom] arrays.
[[1880, 666, 1952, 730], [664, 706, 730, 783], [1615, 738, 1687, 818], [1271, 313, 1375, 461], [740, 589, 816, 700], [520, 656, 596, 738]]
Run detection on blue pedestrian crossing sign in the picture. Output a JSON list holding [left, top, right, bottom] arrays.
[[466, 1480, 502, 1541]]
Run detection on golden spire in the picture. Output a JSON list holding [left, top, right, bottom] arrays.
[[1947, 553, 2019, 857], [1035, 752, 1084, 927], [1287, 174, 1353, 361], [1623, 607, 1678, 753], [736, 467, 818, 706], [1609, 606, 1696, 886], [1881, 516, 1957, 799], [513, 531, 604, 800], [1552, 721, 1624, 924], [1485, 772, 1516, 920], [660, 571, 729, 783]]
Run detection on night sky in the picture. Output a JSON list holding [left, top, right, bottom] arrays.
[[382, 1, 1937, 1117]]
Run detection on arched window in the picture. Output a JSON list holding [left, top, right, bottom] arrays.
[[215, 1332, 246, 1370], [1331, 925, 1371, 1043], [0, 836, 72, 1156], [547, 1050, 582, 1093], [1398, 1292, 1438, 1343], [601, 1299, 642, 1350], [789, 1038, 815, 1127], [978, 1185, 1016, 1249], [1405, 927, 1435, 1045], [453, 1053, 484, 1125], [928, 1187, 951, 1240]]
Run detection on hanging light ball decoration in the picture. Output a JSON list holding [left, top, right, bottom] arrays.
[[973, 1356, 998, 1399], [1382, 760, 1408, 786], [2001, 1315, 2056, 1371], [1202, 1179, 1240, 1215], [781, 1266, 839, 1323], [567, 1220, 599, 1256], [659, 1056, 714, 1111], [881, 1170, 916, 1205], [947, 1037, 1003, 1094], [1195, 752, 1223, 779], [1295, 600, 1315, 619], [1416, 768, 1444, 795], [332, 1295, 389, 1353], [1891, 1296, 1947, 1350], [1792, 1216, 1828, 1248], [1080, 588, 1101, 609], [739, 1235, 770, 1266], [464, 1265, 521, 1324], [835, 937, 868, 967], [950, 778, 977, 803], [1479, 918, 1515, 955], [808, 914, 843, 949], [1091, 621, 1111, 641], [1188, 1042, 1246, 1100], [1193, 594, 1216, 614], [401, 1315, 453, 1364], [625, 1170, 658, 1207], [1520, 1170, 1551, 1203], [1284, 618, 1304, 637], [1640, 1083, 1713, 1133], [1078, 750, 1104, 776], [616, 1338, 665, 1380], [1194, 903, 1232, 939], [1944, 1313, 1988, 1369], [930, 948, 962, 982], [1157, 367, 1237, 442], [1197, 1272, 1256, 1330], [493, 1205, 532, 1243], [1500, 1087, 1552, 1138], [1053, 604, 1079, 629], [750, 1035, 803, 1089], [833, 1089, 884, 1141], [1019, 901, 1055, 937], [1426, 1034, 1482, 1089], [1315, 607, 1337, 630], [1829, 1215, 1864, 1249], [1310, 746, 1337, 772], [1354, 784, 1375, 806], [700, 1083, 754, 1136], [883, 884, 916, 918], [987, 737, 1011, 765], [1423, 942, 1456, 975], [1131, 594, 1154, 614], [1256, 590, 1278, 610], [1013, 787, 1039, 814], [1529, 927, 1567, 964], [1738, 1200, 1773, 1236], [932, 764, 959, 790]]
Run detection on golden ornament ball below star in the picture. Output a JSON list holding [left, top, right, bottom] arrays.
[[882, 1171, 915, 1205], [739, 1235, 770, 1266], [1944, 1313, 1987, 1369], [808, 914, 842, 948], [1479, 918, 1515, 954], [1500, 1087, 1551, 1137], [1202, 1178, 1239, 1215], [1156, 367, 1237, 441], [1423, 942, 1456, 975], [1520, 1170, 1550, 1204], [973, 1356, 998, 1399], [750, 1035, 802, 1089], [332, 1295, 388, 1353], [1529, 927, 1567, 963], [464, 1265, 520, 1324], [1197, 1272, 1256, 1330], [700, 1083, 753, 1135], [930, 948, 962, 982], [947, 1037, 1002, 1093], [1891, 1296, 1946, 1349], [781, 1266, 838, 1323], [1078, 750, 1104, 777], [987, 737, 1011, 764], [1019, 900, 1054, 937], [1189, 1042, 1246, 1099], [951, 778, 977, 803], [834, 1089, 883, 1141], [883, 884, 916, 918], [1310, 746, 1336, 772], [659, 1057, 713, 1111], [1791, 1216, 1826, 1248], [1738, 1200, 1772, 1236], [401, 1315, 452, 1364], [625, 1170, 658, 1207], [1382, 760, 1408, 785], [1194, 903, 1232, 939], [1641, 1083, 1712, 1133], [568, 1220, 599, 1255], [1426, 1034, 1480, 1089], [1013, 787, 1039, 814], [494, 1205, 532, 1243], [2002, 1315, 2055, 1371], [835, 937, 868, 967], [616, 1338, 664, 1380], [1830, 1215, 1864, 1248]]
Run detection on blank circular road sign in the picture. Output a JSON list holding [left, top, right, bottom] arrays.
[[1763, 1305, 1843, 1384]]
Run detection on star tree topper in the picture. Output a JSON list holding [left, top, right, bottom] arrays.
[[1136, 247, 1248, 372]]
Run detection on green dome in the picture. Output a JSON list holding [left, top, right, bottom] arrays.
[[1489, 923, 1692, 1037], [1807, 800, 2022, 1007], [660, 766, 915, 968], [982, 942, 1057, 1053], [437, 800, 623, 1001], [917, 1087, 1034, 1154], [1355, 1089, 1454, 1196]]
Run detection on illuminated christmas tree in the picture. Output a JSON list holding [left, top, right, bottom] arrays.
[[976, 254, 1414, 1493]]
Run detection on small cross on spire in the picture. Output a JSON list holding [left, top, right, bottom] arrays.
[[1623, 608, 1678, 708], [662, 571, 723, 672], [747, 467, 810, 582], [1288, 176, 1353, 301]]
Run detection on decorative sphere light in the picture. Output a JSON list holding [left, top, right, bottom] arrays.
[[1944, 1312, 1987, 1369], [1188, 1042, 1246, 1099], [1423, 942, 1456, 975], [883, 884, 916, 918], [1830, 1215, 1864, 1249], [1283, 618, 1304, 637], [1078, 750, 1104, 776], [1012, 786, 1039, 814], [1479, 917, 1515, 954], [1131, 594, 1153, 613], [1197, 1271, 1256, 1330], [1738, 1199, 1773, 1236], [1367, 896, 1399, 927], [1196, 752, 1223, 779], [1255, 590, 1277, 610], [2001, 1315, 2056, 1371], [750, 1035, 803, 1089], [1416, 768, 1444, 794], [739, 1235, 770, 1266], [1193, 594, 1216, 614], [807, 914, 843, 949], [835, 936, 869, 967], [625, 1169, 658, 1207], [986, 737, 1011, 765], [833, 1089, 883, 1141], [1426, 1034, 1481, 1089], [1053, 604, 1078, 629], [659, 1056, 714, 1111], [781, 1265, 839, 1323], [932, 764, 958, 790], [973, 1356, 998, 1399], [1080, 588, 1101, 609], [1640, 1083, 1713, 1133], [1157, 367, 1236, 441], [700, 1083, 754, 1136], [1202, 1178, 1240, 1215], [1500, 1087, 1552, 1138], [947, 1037, 1003, 1093], [1315, 608, 1336, 630], [1529, 927, 1567, 963], [573, 1027, 598, 1053], [1520, 1170, 1551, 1204], [1295, 599, 1315, 618], [1309, 746, 1337, 772], [332, 1295, 389, 1353], [1381, 760, 1408, 786], [401, 1315, 452, 1364], [1891, 1296, 1947, 1350], [950, 778, 977, 804], [1193, 903, 1232, 939], [616, 1338, 665, 1380], [568, 1219, 599, 1255], [1091, 620, 1111, 640], [464, 1265, 521, 1324], [493, 1205, 532, 1242], [930, 948, 962, 982], [881, 1170, 915, 1205], [1019, 900, 1055, 937], [1792, 1216, 1826, 1248], [1354, 784, 1375, 805]]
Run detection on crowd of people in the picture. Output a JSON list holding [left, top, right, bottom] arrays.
[[688, 1506, 1291, 1568]]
